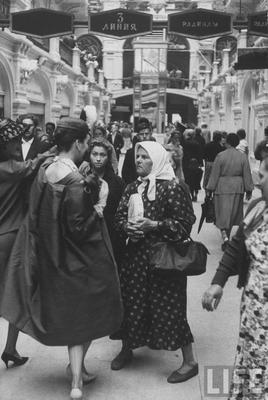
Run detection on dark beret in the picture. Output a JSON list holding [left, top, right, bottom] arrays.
[[56, 117, 89, 135]]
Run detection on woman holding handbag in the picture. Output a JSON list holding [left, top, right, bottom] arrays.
[[110, 141, 198, 383]]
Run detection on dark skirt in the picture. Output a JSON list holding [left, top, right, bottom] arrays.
[[111, 242, 194, 351]]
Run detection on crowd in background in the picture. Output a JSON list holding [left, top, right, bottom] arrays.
[[0, 112, 268, 400]]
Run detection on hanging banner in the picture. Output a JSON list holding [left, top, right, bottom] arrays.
[[11, 8, 73, 38], [0, 0, 10, 28], [168, 8, 232, 40], [89, 8, 153, 39], [234, 48, 268, 70], [248, 11, 268, 37]]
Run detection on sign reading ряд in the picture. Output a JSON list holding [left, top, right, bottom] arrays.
[[89, 8, 153, 39], [168, 8, 232, 40]]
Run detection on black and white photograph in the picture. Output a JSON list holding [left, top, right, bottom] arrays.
[[0, 0, 268, 399]]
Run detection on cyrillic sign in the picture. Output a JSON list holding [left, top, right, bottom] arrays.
[[168, 8, 232, 40], [89, 8, 152, 39], [248, 11, 268, 37]]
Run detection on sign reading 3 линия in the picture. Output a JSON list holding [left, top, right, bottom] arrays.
[[89, 8, 153, 39]]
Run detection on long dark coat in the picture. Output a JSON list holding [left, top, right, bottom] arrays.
[[0, 161, 123, 346]]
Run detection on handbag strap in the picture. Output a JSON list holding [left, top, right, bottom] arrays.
[[177, 219, 194, 243]]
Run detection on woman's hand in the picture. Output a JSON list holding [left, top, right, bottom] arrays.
[[135, 218, 158, 233], [126, 221, 144, 242], [202, 284, 223, 311]]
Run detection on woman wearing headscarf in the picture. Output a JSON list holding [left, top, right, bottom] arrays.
[[206, 133, 254, 251], [202, 155, 268, 400], [110, 141, 198, 383], [0, 118, 123, 400], [0, 119, 52, 368]]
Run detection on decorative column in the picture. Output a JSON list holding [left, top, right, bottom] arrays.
[[87, 61, 95, 82], [212, 61, 219, 81], [12, 41, 33, 119], [72, 46, 81, 75], [49, 38, 61, 62], [222, 49, 230, 72]]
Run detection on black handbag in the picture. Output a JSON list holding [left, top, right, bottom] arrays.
[[150, 235, 209, 277]]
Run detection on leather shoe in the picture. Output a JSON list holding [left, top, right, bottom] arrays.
[[167, 363, 199, 383], [111, 349, 133, 371]]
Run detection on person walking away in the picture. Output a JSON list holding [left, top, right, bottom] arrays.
[[201, 123, 211, 144], [183, 129, 203, 201], [0, 118, 123, 400], [236, 129, 249, 156], [111, 141, 198, 384], [254, 126, 268, 162], [206, 133, 254, 251], [203, 131, 225, 195], [202, 154, 268, 400]]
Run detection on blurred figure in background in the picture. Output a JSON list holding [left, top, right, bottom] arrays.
[[206, 133, 254, 251], [183, 129, 203, 201], [236, 129, 249, 156], [201, 123, 211, 144], [107, 122, 124, 160], [166, 130, 184, 181], [254, 126, 268, 162], [203, 131, 225, 195]]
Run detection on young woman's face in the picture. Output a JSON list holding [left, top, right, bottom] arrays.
[[90, 145, 108, 171], [135, 147, 153, 177], [259, 160, 268, 202]]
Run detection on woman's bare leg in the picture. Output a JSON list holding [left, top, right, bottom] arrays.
[[68, 345, 83, 389]]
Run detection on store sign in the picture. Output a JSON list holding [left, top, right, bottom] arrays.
[[234, 48, 268, 70], [168, 9, 232, 40], [248, 11, 268, 37], [89, 8, 152, 39], [0, 0, 10, 28], [11, 8, 73, 38]]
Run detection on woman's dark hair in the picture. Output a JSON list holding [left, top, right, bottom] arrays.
[[213, 131, 222, 142], [54, 118, 89, 152], [93, 125, 106, 138], [168, 130, 184, 146], [195, 127, 202, 136], [90, 138, 111, 158], [237, 129, 246, 140], [226, 133, 240, 148]]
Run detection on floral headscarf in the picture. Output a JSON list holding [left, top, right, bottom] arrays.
[[0, 119, 24, 146]]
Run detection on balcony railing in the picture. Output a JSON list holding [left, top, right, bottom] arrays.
[[59, 40, 73, 67]]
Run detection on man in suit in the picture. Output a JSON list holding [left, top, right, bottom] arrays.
[[20, 116, 51, 160], [107, 122, 124, 160]]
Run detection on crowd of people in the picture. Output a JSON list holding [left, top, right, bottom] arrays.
[[0, 112, 267, 400]]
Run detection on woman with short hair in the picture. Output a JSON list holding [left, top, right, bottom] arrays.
[[1, 118, 123, 400]]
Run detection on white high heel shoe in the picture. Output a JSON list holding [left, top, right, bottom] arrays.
[[70, 387, 83, 399]]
